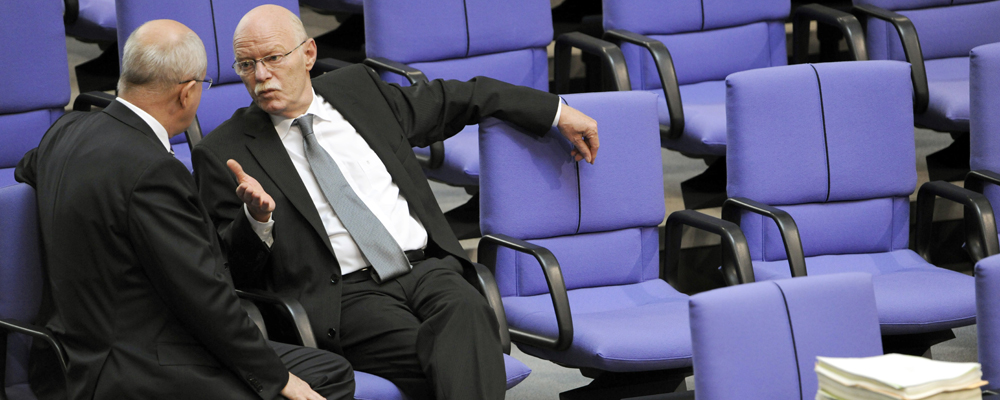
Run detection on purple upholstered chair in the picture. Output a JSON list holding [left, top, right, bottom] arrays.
[[115, 0, 300, 170], [976, 254, 1000, 392], [0, 1, 70, 188], [724, 61, 998, 354], [852, 0, 1000, 180], [1, 184, 68, 400], [478, 91, 754, 398], [967, 42, 1000, 243], [64, 0, 117, 43], [690, 273, 883, 399], [362, 0, 628, 205]]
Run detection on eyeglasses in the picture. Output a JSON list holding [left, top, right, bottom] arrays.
[[179, 78, 213, 90], [232, 39, 308, 76]]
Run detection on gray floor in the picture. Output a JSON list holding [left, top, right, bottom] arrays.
[[63, 10, 978, 399]]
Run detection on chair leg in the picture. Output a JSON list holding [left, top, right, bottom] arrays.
[[926, 132, 971, 182], [881, 329, 956, 357], [559, 368, 692, 400]]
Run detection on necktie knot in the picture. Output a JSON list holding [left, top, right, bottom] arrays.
[[295, 114, 315, 138]]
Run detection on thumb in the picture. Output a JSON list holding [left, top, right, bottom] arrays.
[[227, 159, 248, 182]]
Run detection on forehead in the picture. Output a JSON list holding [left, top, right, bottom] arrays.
[[233, 23, 296, 59]]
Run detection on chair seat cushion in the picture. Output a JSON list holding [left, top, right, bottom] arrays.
[[651, 80, 727, 156], [353, 353, 530, 399], [917, 57, 971, 133], [413, 125, 479, 186], [504, 280, 692, 372], [752, 249, 976, 335]]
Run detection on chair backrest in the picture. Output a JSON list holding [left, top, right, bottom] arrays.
[[364, 0, 552, 91], [855, 0, 1000, 62], [1, 184, 44, 392], [689, 272, 883, 399], [0, 1, 69, 179], [727, 61, 916, 262], [480, 91, 664, 297], [971, 42, 1000, 230], [115, 0, 300, 137], [603, 0, 789, 91]]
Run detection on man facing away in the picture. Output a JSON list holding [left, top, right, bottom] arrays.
[[16, 19, 353, 400], [194, 5, 600, 399]]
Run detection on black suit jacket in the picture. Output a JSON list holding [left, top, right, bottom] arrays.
[[15, 101, 288, 400], [193, 64, 557, 353]]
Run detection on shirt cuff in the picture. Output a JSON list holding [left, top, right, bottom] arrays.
[[551, 99, 564, 129], [244, 204, 275, 248]]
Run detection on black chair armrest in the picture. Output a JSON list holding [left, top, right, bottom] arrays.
[[363, 57, 429, 85], [311, 57, 353, 77], [602, 29, 684, 141], [236, 289, 318, 349], [915, 181, 1000, 263], [965, 169, 1000, 194], [72, 91, 115, 112], [361, 57, 444, 169], [851, 4, 929, 114], [0, 318, 69, 374], [64, 0, 79, 25], [472, 263, 513, 354], [792, 4, 868, 63], [552, 31, 632, 95], [664, 210, 755, 292], [722, 197, 808, 278], [478, 234, 573, 351]]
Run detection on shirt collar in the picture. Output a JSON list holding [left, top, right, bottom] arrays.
[[116, 97, 172, 153], [271, 88, 332, 140]]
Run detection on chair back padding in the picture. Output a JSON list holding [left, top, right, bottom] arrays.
[[0, 0, 70, 170], [690, 273, 882, 400], [727, 61, 916, 261], [971, 42, 1000, 229], [480, 92, 664, 297], [1, 184, 43, 390], [855, 0, 1000, 62], [603, 0, 789, 90], [364, 0, 552, 91], [115, 0, 300, 137]]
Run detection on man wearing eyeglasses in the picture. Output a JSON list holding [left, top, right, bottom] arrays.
[[16, 19, 355, 400], [193, 4, 600, 400]]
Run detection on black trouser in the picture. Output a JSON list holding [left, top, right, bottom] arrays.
[[338, 256, 504, 400], [269, 341, 355, 400]]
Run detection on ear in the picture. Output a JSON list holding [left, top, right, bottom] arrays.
[[303, 38, 317, 72], [178, 80, 199, 110]]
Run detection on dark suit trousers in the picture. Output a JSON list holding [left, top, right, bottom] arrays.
[[270, 341, 355, 400], [338, 256, 504, 400]]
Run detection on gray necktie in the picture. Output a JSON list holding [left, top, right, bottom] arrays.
[[296, 114, 411, 283]]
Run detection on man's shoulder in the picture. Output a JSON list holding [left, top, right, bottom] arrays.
[[312, 63, 379, 90]]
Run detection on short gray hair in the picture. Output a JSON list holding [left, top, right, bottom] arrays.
[[117, 24, 207, 94]]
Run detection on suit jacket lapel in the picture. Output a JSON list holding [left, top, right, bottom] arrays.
[[242, 104, 337, 257], [314, 81, 425, 217]]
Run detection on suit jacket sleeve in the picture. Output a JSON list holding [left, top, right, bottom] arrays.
[[127, 156, 287, 399], [368, 67, 560, 148], [191, 144, 272, 288]]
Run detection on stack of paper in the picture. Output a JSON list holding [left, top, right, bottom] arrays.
[[815, 353, 988, 400]]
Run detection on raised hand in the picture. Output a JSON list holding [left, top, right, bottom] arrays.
[[227, 159, 275, 223]]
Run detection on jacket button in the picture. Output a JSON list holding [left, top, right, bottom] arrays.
[[330, 274, 339, 284], [327, 328, 336, 338]]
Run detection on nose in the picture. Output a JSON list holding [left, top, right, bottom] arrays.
[[254, 61, 272, 82]]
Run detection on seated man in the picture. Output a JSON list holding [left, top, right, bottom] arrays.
[[16, 19, 353, 400], [193, 5, 599, 400]]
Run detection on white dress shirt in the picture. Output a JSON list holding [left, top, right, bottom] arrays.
[[117, 97, 172, 153], [248, 89, 563, 275]]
